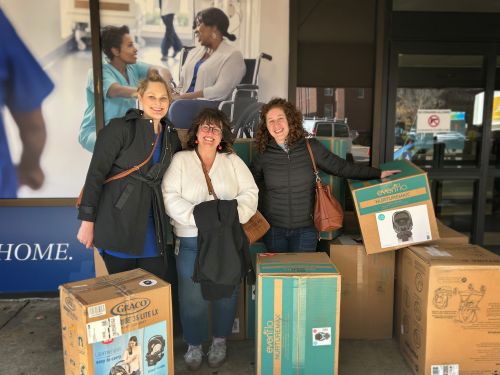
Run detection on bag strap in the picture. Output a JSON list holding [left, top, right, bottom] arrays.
[[305, 138, 321, 182], [76, 130, 160, 207], [104, 130, 160, 183], [195, 148, 219, 200]]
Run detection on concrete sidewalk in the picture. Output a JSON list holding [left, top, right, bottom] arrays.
[[0, 298, 412, 374]]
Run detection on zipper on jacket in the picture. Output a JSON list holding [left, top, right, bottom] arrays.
[[287, 149, 292, 228]]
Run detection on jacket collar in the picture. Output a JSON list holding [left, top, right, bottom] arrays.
[[124, 108, 173, 129]]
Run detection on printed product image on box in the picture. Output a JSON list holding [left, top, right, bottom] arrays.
[[375, 205, 432, 248], [93, 321, 167, 374]]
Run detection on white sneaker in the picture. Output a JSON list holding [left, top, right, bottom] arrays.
[[184, 345, 203, 371], [207, 339, 226, 368]]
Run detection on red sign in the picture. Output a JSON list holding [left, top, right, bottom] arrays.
[[428, 115, 440, 128]]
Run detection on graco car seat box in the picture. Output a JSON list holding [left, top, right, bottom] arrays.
[[59, 268, 174, 375], [330, 235, 395, 339], [398, 244, 500, 375], [349, 159, 439, 255], [256, 252, 341, 374]]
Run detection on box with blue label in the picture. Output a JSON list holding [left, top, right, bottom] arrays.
[[349, 160, 439, 254], [245, 242, 267, 339], [256, 252, 341, 374], [60, 269, 174, 375]]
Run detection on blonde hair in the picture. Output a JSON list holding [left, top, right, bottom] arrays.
[[136, 69, 173, 103]]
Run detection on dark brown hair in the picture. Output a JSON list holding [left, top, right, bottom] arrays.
[[255, 98, 305, 153], [193, 7, 236, 41], [136, 69, 173, 103], [101, 25, 130, 61], [186, 108, 234, 153]]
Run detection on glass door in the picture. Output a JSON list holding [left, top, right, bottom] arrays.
[[386, 42, 496, 246]]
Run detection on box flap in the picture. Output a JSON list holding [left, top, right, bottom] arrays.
[[60, 268, 169, 306], [349, 160, 424, 190], [256, 252, 338, 275], [408, 244, 500, 266]]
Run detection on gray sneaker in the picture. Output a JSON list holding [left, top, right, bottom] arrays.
[[207, 340, 227, 368], [184, 345, 203, 371]]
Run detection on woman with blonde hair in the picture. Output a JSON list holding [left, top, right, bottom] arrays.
[[77, 70, 181, 279]]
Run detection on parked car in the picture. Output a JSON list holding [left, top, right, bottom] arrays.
[[302, 117, 371, 162]]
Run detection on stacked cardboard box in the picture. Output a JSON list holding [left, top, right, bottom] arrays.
[[256, 252, 341, 374], [395, 220, 470, 341], [60, 269, 174, 375], [398, 244, 500, 375], [330, 235, 394, 339], [349, 160, 439, 254], [245, 242, 267, 339]]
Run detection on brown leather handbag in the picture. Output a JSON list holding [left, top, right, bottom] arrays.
[[305, 139, 344, 232], [197, 150, 270, 244], [76, 132, 160, 207]]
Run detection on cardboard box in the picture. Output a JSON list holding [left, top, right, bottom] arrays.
[[349, 160, 439, 254], [434, 220, 469, 245], [245, 242, 267, 339], [398, 244, 500, 375], [208, 282, 246, 341], [394, 221, 469, 341], [256, 252, 341, 374], [93, 248, 108, 277], [60, 269, 174, 375], [233, 137, 348, 240], [330, 235, 394, 339]]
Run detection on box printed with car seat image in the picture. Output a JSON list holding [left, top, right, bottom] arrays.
[[94, 322, 167, 375], [375, 204, 432, 248]]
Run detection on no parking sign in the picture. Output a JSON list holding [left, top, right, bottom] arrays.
[[416, 109, 451, 133]]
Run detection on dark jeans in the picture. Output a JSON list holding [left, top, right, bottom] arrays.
[[167, 99, 220, 129], [161, 14, 182, 57], [263, 225, 318, 252], [175, 237, 238, 345]]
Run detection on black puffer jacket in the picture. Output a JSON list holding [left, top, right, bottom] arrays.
[[250, 137, 381, 229], [78, 109, 182, 255]]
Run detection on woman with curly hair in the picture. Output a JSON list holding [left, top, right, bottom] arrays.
[[251, 98, 399, 252]]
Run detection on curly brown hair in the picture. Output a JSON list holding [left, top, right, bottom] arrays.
[[255, 98, 305, 153], [186, 108, 234, 153]]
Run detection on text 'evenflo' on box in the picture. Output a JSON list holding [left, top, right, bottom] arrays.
[[349, 159, 439, 254], [60, 268, 174, 375], [256, 252, 341, 375]]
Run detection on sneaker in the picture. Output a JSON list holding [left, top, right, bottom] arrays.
[[207, 339, 226, 368], [184, 345, 203, 371], [161, 55, 168, 62]]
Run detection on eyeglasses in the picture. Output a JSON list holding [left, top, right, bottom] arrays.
[[200, 124, 222, 135]]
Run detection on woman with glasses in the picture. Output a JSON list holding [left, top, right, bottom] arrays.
[[162, 108, 257, 370], [168, 7, 245, 130], [77, 70, 181, 280]]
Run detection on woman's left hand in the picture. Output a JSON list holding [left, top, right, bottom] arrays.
[[380, 170, 401, 179]]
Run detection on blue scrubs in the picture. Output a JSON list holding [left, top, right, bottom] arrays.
[[79, 61, 150, 152], [0, 10, 54, 198]]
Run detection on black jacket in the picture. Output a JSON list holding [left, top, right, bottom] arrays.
[[78, 109, 182, 255], [192, 199, 250, 300], [250, 137, 381, 229]]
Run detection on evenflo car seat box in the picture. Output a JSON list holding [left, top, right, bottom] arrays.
[[256, 252, 341, 374], [60, 268, 174, 375], [398, 244, 500, 375], [349, 160, 439, 254]]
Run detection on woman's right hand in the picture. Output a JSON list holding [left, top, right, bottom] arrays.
[[77, 220, 95, 249]]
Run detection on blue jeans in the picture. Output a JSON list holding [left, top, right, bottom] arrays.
[[167, 99, 220, 130], [161, 14, 182, 57], [263, 225, 318, 252], [175, 237, 238, 345]]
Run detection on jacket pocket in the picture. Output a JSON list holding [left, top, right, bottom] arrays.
[[114, 183, 135, 210]]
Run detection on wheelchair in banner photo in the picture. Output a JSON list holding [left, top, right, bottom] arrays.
[[170, 46, 272, 138]]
